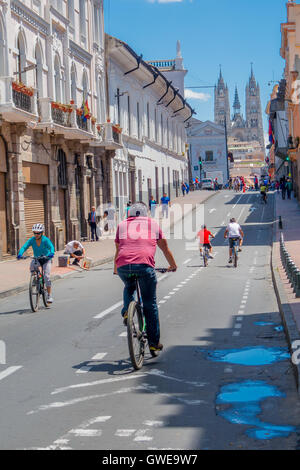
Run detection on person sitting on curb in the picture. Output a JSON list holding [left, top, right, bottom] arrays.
[[64, 240, 86, 266]]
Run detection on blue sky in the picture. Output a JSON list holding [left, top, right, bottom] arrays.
[[103, 0, 287, 137]]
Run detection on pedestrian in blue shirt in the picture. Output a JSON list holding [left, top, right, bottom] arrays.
[[160, 193, 170, 218]]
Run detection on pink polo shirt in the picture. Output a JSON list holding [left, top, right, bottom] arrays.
[[115, 217, 164, 268]]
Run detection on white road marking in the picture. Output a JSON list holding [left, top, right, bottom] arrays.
[[163, 296, 171, 299], [69, 429, 102, 437], [94, 273, 169, 319], [134, 430, 153, 442], [119, 332, 127, 337], [143, 420, 164, 427], [0, 366, 22, 382], [233, 331, 240, 336], [209, 208, 216, 214], [115, 429, 136, 437], [91, 353, 107, 361], [234, 324, 242, 329], [183, 258, 191, 265], [94, 301, 123, 319], [238, 310, 245, 315], [224, 367, 233, 373], [76, 366, 92, 374], [29, 385, 153, 414], [52, 373, 147, 395]]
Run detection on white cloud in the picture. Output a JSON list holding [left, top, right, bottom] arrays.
[[184, 89, 211, 102]]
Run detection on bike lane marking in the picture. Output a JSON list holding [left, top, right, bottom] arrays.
[[0, 366, 22, 382]]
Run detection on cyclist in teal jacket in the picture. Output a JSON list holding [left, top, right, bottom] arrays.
[[17, 224, 55, 303]]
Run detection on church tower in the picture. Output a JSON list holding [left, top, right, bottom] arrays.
[[231, 86, 246, 138], [245, 66, 265, 152], [214, 68, 230, 127]]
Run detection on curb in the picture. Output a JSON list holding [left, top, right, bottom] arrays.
[[0, 190, 217, 300], [270, 197, 300, 394]]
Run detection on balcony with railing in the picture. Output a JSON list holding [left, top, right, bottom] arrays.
[[0, 77, 38, 122]]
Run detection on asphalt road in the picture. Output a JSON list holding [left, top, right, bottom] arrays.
[[0, 190, 300, 450]]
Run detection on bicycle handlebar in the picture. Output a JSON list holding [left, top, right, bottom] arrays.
[[155, 268, 176, 273]]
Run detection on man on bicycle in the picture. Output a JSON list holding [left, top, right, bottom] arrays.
[[17, 224, 55, 303], [260, 182, 267, 203], [197, 225, 215, 258], [114, 202, 177, 352], [224, 218, 244, 264]]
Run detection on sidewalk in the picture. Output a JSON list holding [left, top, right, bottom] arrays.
[[0, 190, 216, 299], [272, 192, 300, 392]]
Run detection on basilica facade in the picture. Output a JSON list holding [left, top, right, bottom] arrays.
[[214, 68, 265, 155]]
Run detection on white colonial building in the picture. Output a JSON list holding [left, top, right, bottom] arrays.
[[0, 0, 121, 257], [106, 35, 192, 218], [187, 118, 228, 185]]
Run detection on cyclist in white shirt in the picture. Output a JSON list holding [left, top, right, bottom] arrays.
[[224, 218, 244, 264]]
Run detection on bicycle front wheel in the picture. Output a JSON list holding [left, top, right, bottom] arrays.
[[127, 301, 145, 370], [42, 283, 50, 308], [203, 252, 208, 267], [29, 273, 40, 312]]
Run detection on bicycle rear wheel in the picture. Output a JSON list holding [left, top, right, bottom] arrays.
[[127, 301, 145, 370], [203, 251, 208, 267], [234, 247, 238, 268], [29, 273, 40, 312]]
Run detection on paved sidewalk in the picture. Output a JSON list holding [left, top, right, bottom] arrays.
[[0, 189, 216, 298], [272, 192, 300, 392]]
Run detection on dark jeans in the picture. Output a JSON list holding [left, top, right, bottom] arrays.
[[117, 264, 159, 346], [90, 222, 98, 240]]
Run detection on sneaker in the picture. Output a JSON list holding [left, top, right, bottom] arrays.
[[47, 296, 54, 303], [122, 312, 128, 326], [228, 258, 233, 264], [238, 248, 242, 252], [149, 343, 163, 352], [209, 254, 214, 259]]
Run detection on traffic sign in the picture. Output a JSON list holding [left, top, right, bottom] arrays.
[[194, 166, 199, 171]]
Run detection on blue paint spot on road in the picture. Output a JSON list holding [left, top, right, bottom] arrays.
[[216, 380, 297, 440], [207, 346, 290, 366], [254, 321, 284, 332]]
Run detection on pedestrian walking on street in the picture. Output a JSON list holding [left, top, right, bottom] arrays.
[[88, 206, 99, 241], [286, 178, 293, 199], [185, 182, 190, 194], [160, 193, 171, 218], [149, 195, 157, 218], [280, 178, 287, 200], [181, 182, 186, 196]]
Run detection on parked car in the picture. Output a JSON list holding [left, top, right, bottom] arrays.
[[201, 178, 214, 190]]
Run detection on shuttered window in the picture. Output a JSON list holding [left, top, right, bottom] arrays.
[[24, 184, 45, 240]]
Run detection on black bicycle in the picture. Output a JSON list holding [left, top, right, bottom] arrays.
[[127, 268, 171, 370], [28, 256, 51, 312], [203, 245, 210, 267], [231, 238, 239, 268]]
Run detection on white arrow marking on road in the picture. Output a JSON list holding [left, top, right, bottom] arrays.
[[0, 366, 22, 382], [52, 373, 147, 395]]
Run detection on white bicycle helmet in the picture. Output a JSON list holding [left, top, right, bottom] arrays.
[[32, 223, 44, 233]]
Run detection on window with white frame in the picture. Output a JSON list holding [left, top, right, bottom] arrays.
[[68, 0, 75, 26], [70, 64, 77, 104], [137, 102, 141, 140], [35, 43, 43, 98], [54, 54, 61, 102], [160, 114, 163, 146], [154, 108, 158, 142], [17, 32, 26, 84], [205, 151, 214, 161], [79, 0, 87, 45], [127, 95, 131, 135], [146, 103, 150, 138], [32, 0, 41, 15]]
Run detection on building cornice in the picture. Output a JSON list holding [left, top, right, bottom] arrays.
[[69, 39, 93, 65], [11, 0, 50, 36]]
